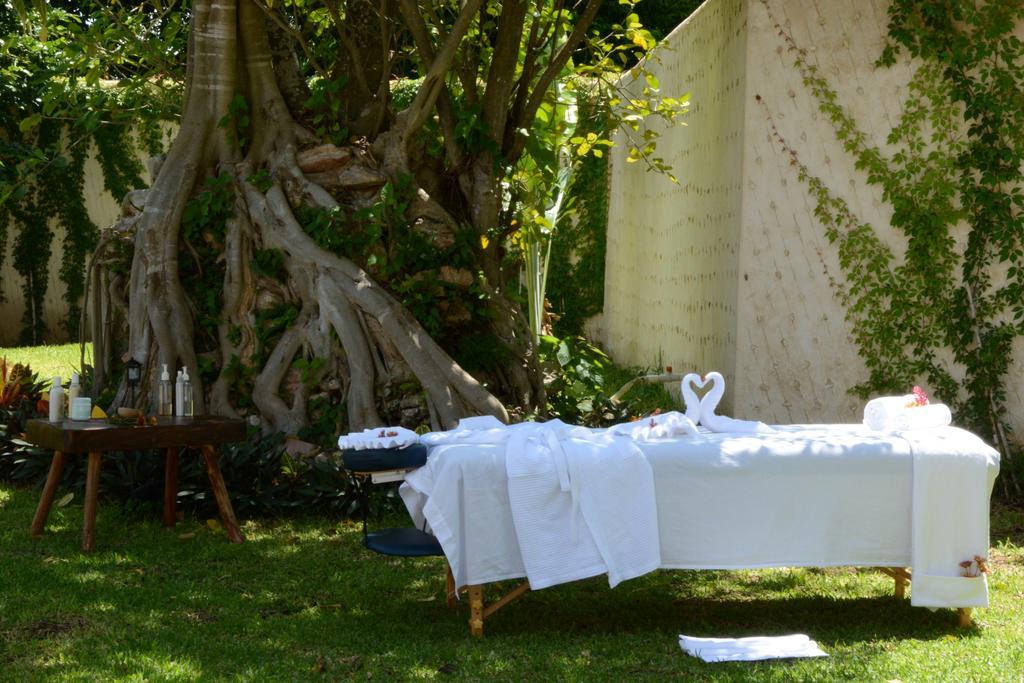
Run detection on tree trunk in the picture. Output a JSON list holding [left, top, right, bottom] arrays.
[[92, 0, 512, 432]]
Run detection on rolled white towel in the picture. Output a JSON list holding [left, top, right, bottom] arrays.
[[888, 403, 952, 431], [863, 396, 952, 432], [863, 395, 916, 431]]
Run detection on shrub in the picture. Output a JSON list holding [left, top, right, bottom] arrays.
[[539, 335, 674, 426]]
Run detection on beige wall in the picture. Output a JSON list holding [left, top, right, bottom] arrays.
[[733, 0, 907, 422], [0, 142, 147, 346], [604, 0, 748, 411], [603, 0, 1024, 434]]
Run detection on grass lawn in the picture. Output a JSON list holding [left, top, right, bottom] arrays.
[[1, 343, 92, 388], [1, 484, 1022, 681]]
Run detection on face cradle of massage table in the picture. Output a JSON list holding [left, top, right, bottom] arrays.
[[397, 426, 989, 635]]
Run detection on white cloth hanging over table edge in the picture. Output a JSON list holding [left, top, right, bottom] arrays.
[[400, 422, 998, 608]]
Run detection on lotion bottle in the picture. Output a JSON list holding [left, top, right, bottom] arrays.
[[175, 369, 184, 415], [68, 372, 81, 406], [49, 377, 64, 422], [158, 364, 173, 416]]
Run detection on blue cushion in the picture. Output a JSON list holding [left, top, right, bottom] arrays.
[[342, 443, 428, 472], [364, 527, 443, 557]]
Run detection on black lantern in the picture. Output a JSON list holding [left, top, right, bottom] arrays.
[[126, 357, 142, 406]]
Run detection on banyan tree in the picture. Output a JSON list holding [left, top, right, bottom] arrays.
[[76, 0, 677, 434]]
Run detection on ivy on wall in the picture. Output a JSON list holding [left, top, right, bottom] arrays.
[[757, 0, 1023, 491], [0, 3, 180, 344]]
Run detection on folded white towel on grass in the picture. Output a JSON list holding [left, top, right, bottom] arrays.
[[678, 634, 828, 662], [337, 426, 419, 450]]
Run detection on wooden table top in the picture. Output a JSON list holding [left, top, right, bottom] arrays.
[[25, 416, 248, 453]]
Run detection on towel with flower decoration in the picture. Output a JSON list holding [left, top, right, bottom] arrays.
[[863, 386, 952, 432]]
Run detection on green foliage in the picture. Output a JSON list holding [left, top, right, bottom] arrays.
[[0, 2, 181, 342], [180, 172, 236, 344], [305, 76, 349, 146], [0, 358, 46, 481], [539, 335, 673, 426], [592, 0, 703, 54], [761, 4, 1024, 489], [217, 93, 252, 153], [547, 96, 611, 337]]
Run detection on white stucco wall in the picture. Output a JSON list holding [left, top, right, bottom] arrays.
[[604, 0, 748, 411], [603, 0, 1024, 435], [732, 0, 909, 422]]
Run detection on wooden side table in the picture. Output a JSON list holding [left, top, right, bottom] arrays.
[[25, 416, 248, 552]]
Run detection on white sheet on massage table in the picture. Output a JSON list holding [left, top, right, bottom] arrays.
[[400, 424, 997, 588]]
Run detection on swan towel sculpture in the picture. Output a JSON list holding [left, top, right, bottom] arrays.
[[682, 371, 775, 434]]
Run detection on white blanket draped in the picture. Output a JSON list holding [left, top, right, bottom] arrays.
[[411, 418, 661, 591], [401, 423, 998, 609]]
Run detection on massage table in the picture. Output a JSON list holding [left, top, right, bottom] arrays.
[[398, 424, 1000, 636]]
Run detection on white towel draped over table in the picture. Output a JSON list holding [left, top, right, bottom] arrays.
[[400, 423, 999, 610], [409, 417, 661, 591], [904, 429, 994, 607]]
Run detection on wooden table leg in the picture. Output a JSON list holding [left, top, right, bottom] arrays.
[[894, 573, 907, 600], [30, 451, 65, 537], [468, 585, 484, 637], [201, 445, 244, 543], [958, 608, 973, 628], [82, 451, 102, 553], [164, 447, 179, 528], [446, 565, 456, 609]]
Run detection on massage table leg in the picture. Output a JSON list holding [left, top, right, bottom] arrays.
[[468, 585, 484, 636], [894, 572, 907, 600], [880, 568, 973, 627], [446, 565, 456, 608], [465, 581, 531, 636], [877, 567, 911, 599]]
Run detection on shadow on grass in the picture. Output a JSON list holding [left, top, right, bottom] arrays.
[[0, 484, 1000, 680]]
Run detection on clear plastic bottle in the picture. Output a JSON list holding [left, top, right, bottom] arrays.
[[175, 369, 184, 415], [158, 364, 173, 416], [68, 372, 81, 406], [48, 376, 64, 422], [180, 367, 194, 417]]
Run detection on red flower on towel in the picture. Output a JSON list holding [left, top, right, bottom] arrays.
[[906, 385, 930, 408]]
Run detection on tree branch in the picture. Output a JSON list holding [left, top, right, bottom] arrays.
[[398, 0, 483, 142], [506, 0, 602, 162], [399, 0, 464, 167], [480, 0, 529, 142], [251, 0, 329, 80]]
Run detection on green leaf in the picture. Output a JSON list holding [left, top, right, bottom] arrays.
[[18, 113, 42, 133]]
